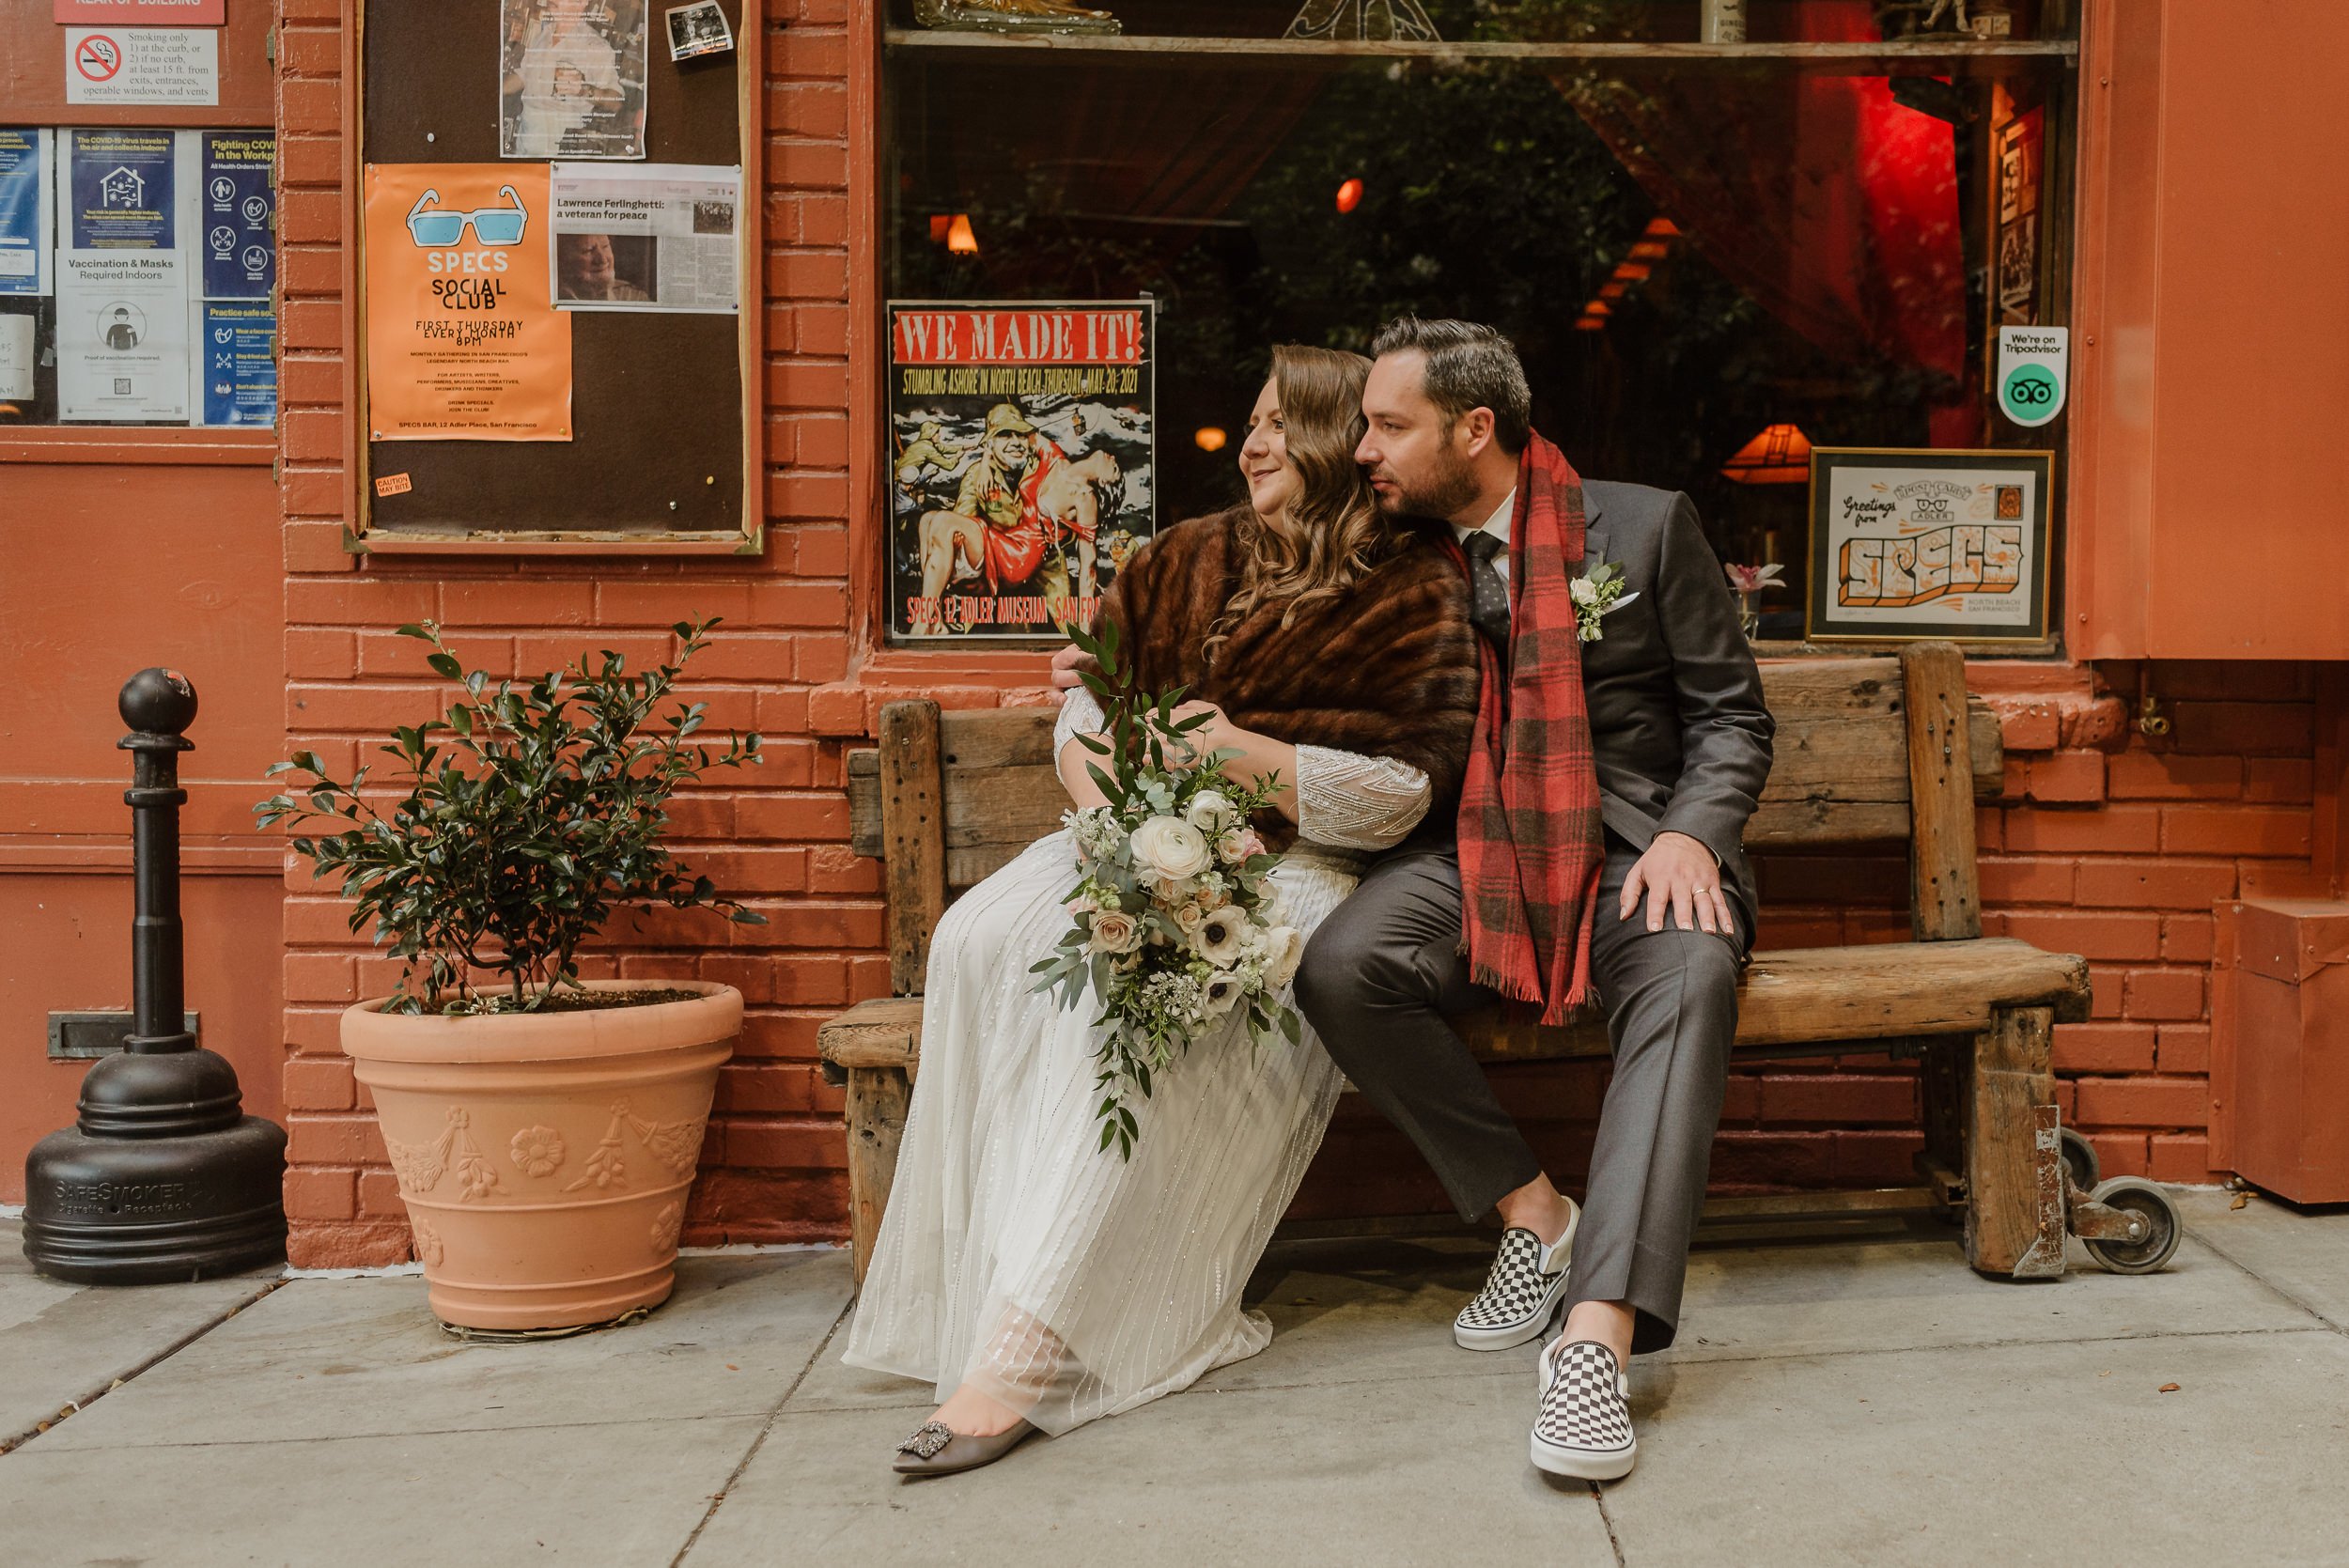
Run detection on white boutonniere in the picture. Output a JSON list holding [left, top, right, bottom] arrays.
[[1569, 556, 1638, 644]]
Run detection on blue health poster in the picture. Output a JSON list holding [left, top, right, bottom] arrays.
[[0, 130, 48, 296], [201, 300, 277, 427], [68, 128, 177, 251], [201, 132, 273, 300]]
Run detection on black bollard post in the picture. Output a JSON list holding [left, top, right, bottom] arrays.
[[23, 670, 288, 1283]]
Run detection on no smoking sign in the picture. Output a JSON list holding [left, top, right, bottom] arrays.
[[75, 33, 122, 82], [65, 26, 217, 105]]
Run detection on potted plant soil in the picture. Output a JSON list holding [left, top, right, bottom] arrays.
[[260, 619, 763, 1332]]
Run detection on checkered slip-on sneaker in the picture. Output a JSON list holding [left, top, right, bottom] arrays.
[[1453, 1203, 1578, 1351], [1531, 1339, 1637, 1482]]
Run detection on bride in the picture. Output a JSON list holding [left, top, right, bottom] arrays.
[[842, 344, 1483, 1476]]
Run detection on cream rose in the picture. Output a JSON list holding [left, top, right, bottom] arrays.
[[1087, 909, 1145, 955], [1261, 925, 1305, 990], [1171, 901, 1207, 937], [1129, 815, 1211, 882]]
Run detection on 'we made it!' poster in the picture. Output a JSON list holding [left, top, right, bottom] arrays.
[[364, 163, 571, 441]]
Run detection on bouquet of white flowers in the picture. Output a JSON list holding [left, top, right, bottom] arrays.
[[1032, 623, 1305, 1159]]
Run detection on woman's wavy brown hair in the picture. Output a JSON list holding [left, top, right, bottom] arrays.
[[1205, 344, 1407, 666]]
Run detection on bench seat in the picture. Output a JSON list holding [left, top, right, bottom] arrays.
[[819, 937, 2089, 1075], [818, 644, 2092, 1287]]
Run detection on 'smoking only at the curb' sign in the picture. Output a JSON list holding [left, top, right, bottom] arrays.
[[1997, 326, 2068, 428], [66, 27, 219, 106]]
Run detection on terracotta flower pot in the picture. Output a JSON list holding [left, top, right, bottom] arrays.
[[340, 981, 740, 1331]]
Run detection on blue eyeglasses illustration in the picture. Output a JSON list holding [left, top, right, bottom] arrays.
[[406, 187, 529, 247]]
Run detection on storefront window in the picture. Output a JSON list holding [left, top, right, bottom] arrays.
[[0, 126, 278, 430], [883, 0, 2076, 641]]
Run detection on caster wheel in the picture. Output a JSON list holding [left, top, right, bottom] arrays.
[[2081, 1176, 2182, 1275], [2059, 1126, 2100, 1195]]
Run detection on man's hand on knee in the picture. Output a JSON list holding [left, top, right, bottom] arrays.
[[1618, 831, 1735, 936]]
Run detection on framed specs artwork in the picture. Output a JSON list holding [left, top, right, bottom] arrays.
[[1803, 447, 2056, 644]]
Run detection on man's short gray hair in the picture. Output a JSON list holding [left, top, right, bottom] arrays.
[[1369, 316, 1532, 454]]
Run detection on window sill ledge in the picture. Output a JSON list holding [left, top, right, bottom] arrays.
[[0, 428, 275, 467]]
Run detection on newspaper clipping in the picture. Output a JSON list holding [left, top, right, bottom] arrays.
[[548, 163, 739, 312], [888, 301, 1157, 642]]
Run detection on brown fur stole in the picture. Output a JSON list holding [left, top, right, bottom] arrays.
[[1097, 505, 1482, 823]]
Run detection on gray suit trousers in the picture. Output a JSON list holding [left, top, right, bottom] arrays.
[[1295, 831, 1746, 1355]]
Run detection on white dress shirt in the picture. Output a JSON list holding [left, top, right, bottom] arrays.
[[1452, 489, 1516, 583]]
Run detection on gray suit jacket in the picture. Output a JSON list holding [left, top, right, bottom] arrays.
[[1576, 480, 1775, 938]]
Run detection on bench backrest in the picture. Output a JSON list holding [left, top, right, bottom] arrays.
[[847, 644, 2001, 992]]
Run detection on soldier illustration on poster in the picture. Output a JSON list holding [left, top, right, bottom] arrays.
[[887, 301, 1156, 641]]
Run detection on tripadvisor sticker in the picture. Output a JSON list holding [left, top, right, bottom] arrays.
[[1997, 326, 2068, 427]]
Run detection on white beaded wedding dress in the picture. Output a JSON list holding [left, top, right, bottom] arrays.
[[840, 686, 1438, 1434]]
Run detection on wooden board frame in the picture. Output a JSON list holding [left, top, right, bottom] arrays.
[[345, 0, 764, 556], [1804, 446, 2056, 644]]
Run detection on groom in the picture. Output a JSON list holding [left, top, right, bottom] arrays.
[[1304, 317, 1770, 1482]]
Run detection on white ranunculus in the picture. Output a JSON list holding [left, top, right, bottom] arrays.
[[1129, 815, 1211, 882], [1186, 790, 1237, 833], [1087, 909, 1145, 955], [1192, 905, 1249, 966], [1261, 925, 1305, 990]]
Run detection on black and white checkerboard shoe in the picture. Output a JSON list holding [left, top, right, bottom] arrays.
[[1531, 1338, 1637, 1481], [1452, 1203, 1578, 1350]]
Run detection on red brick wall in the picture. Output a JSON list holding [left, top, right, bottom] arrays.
[[272, 1, 941, 1266], [273, 4, 2324, 1265]]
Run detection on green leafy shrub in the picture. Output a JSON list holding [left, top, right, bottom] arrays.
[[258, 618, 763, 1015]]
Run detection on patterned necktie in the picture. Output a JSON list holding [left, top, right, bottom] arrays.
[[1461, 528, 1511, 652]]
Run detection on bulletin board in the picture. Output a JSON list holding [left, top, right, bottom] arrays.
[[352, 0, 759, 553]]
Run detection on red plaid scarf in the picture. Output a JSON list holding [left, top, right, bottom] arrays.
[[1442, 433, 1605, 1025]]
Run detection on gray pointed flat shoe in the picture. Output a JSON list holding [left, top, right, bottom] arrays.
[[893, 1418, 1038, 1477]]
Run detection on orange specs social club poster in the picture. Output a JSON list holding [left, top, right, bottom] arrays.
[[364, 163, 571, 441]]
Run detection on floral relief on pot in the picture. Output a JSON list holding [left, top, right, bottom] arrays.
[[563, 1099, 708, 1194], [411, 1217, 445, 1267], [650, 1202, 684, 1255], [386, 1107, 505, 1203], [509, 1125, 568, 1178]]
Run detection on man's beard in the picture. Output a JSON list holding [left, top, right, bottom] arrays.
[[1371, 448, 1483, 522]]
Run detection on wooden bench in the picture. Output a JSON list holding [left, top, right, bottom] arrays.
[[821, 643, 2093, 1285]]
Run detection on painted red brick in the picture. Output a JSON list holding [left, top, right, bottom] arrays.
[[2107, 752, 2243, 800], [2123, 968, 2205, 1020], [2158, 804, 2312, 858], [2156, 1024, 2212, 1074], [283, 1056, 356, 1112], [2166, 701, 2315, 756], [2074, 858, 2239, 909], [2160, 915, 2215, 964], [2085, 1131, 2151, 1178], [2002, 803, 2159, 855], [2024, 751, 2106, 803], [2149, 1133, 2217, 1183], [2051, 1023, 2157, 1074], [1756, 1074, 1918, 1126], [284, 1167, 355, 1223], [2245, 758, 2314, 803], [1996, 699, 2061, 753], [2073, 1075, 2210, 1128], [1991, 910, 2163, 962], [1977, 855, 2077, 905]]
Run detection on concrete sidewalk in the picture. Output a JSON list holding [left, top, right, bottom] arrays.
[[3, 1188, 2344, 1566]]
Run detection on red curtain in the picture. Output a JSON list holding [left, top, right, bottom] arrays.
[[1561, 1, 1967, 423]]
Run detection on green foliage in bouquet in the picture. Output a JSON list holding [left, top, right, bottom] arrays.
[[1032, 622, 1305, 1160], [257, 619, 763, 1017]]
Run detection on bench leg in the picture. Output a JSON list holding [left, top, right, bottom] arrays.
[[845, 1065, 911, 1287], [1963, 1006, 2068, 1280]]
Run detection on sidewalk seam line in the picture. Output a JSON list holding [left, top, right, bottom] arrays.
[[0, 1271, 287, 1457], [669, 1290, 856, 1567], [2178, 1222, 2348, 1337], [1592, 1481, 1629, 1567]]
